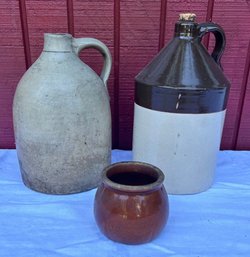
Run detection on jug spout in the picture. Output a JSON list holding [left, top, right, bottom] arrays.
[[174, 13, 199, 38], [43, 33, 73, 52]]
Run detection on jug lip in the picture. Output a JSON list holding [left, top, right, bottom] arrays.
[[102, 161, 165, 193], [44, 33, 73, 38], [43, 33, 73, 52]]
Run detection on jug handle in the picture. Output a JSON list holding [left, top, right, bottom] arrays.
[[198, 23, 226, 69], [72, 38, 112, 87]]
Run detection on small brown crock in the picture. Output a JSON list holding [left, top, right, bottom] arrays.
[[94, 161, 169, 244]]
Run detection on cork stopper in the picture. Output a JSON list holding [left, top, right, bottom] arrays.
[[179, 13, 196, 22]]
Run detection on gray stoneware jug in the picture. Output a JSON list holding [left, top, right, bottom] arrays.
[[13, 33, 112, 194]]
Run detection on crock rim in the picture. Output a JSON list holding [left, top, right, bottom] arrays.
[[102, 161, 165, 193]]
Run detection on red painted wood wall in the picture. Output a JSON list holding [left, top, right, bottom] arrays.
[[1, 0, 250, 150]]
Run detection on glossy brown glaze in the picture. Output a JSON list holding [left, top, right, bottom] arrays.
[[135, 17, 230, 114], [94, 162, 169, 245]]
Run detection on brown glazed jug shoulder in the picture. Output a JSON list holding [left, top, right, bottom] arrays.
[[13, 34, 112, 194], [94, 162, 169, 245]]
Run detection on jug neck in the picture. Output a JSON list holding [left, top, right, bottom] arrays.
[[43, 33, 73, 52], [174, 21, 199, 38], [174, 13, 199, 38]]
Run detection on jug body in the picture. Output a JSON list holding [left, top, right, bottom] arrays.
[[133, 14, 230, 194], [133, 106, 225, 194], [13, 33, 112, 194]]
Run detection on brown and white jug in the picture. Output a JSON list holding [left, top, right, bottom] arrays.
[[133, 14, 230, 194]]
